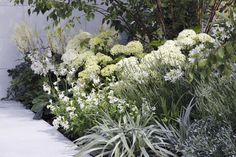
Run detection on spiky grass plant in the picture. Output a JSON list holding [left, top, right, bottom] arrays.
[[194, 75, 236, 130], [75, 113, 178, 157]]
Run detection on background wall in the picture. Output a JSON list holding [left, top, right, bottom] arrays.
[[0, 0, 103, 98]]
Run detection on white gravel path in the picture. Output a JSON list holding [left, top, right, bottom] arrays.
[[0, 101, 89, 157]]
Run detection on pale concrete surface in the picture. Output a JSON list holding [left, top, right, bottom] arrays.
[[0, 101, 89, 157]]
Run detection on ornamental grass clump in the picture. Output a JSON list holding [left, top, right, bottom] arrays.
[[75, 113, 178, 157]]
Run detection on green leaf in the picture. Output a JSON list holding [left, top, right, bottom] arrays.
[[198, 59, 208, 68], [217, 47, 225, 59]]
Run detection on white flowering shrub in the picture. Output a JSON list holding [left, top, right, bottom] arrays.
[[110, 29, 217, 124], [37, 29, 147, 136]]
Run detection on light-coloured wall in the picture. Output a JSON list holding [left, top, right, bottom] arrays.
[[0, 1, 103, 98]]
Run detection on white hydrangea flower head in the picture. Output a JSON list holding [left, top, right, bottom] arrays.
[[116, 56, 139, 71], [146, 40, 186, 67], [177, 29, 197, 48], [71, 50, 94, 68], [196, 33, 215, 43], [124, 41, 144, 56], [164, 40, 177, 46], [96, 53, 113, 65], [110, 44, 126, 55], [79, 63, 101, 81], [101, 64, 117, 77], [177, 29, 197, 39], [89, 36, 103, 48], [141, 53, 156, 66]]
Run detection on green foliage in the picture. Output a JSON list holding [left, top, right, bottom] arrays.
[[5, 62, 49, 119], [75, 113, 178, 157], [183, 117, 236, 157], [187, 7, 236, 82], [12, 0, 225, 43], [194, 75, 236, 131], [113, 76, 192, 125], [12, 0, 96, 26]]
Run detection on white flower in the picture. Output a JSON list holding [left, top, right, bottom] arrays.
[[177, 29, 197, 48], [52, 116, 62, 129], [177, 29, 197, 39], [60, 120, 69, 130], [111, 44, 126, 55], [47, 104, 56, 112], [43, 82, 51, 95], [66, 106, 76, 112], [61, 49, 78, 64], [196, 33, 215, 43], [90, 74, 100, 84], [164, 69, 184, 83], [52, 116, 70, 130], [62, 96, 70, 102], [116, 57, 139, 70], [124, 41, 144, 56]]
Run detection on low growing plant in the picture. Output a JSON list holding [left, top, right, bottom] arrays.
[[75, 113, 178, 157]]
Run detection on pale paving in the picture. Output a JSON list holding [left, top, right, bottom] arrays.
[[0, 101, 89, 157]]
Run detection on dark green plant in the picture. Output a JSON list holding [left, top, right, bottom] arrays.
[[5, 62, 50, 119], [13, 0, 235, 43]]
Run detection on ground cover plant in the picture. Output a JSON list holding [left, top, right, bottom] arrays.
[[6, 1, 236, 156]]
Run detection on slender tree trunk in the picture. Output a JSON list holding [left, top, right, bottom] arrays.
[[155, 0, 166, 38], [204, 0, 222, 33]]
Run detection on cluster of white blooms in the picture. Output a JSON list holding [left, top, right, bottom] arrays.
[[196, 33, 215, 44], [188, 44, 207, 63], [116, 57, 149, 82], [176, 29, 197, 48], [60, 30, 120, 83], [164, 69, 184, 83], [111, 41, 144, 56], [28, 49, 55, 76], [141, 98, 156, 116], [101, 64, 117, 77], [107, 89, 138, 115], [177, 30, 215, 49], [61, 49, 78, 65], [115, 30, 216, 84], [116, 57, 139, 71], [52, 116, 69, 130], [212, 23, 235, 45], [143, 40, 186, 67], [65, 105, 77, 119], [89, 30, 118, 49]]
